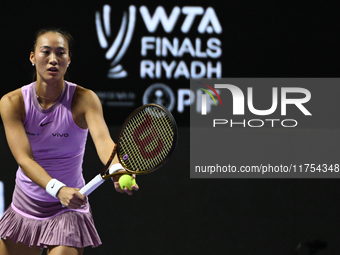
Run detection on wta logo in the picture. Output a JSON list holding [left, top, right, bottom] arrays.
[[96, 5, 222, 80], [96, 5, 136, 78], [197, 82, 222, 115]]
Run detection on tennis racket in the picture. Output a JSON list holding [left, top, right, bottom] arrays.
[[79, 103, 178, 196]]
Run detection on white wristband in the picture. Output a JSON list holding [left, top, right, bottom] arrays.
[[46, 179, 66, 199], [109, 163, 124, 174]]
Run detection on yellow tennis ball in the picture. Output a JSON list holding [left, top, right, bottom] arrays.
[[119, 174, 133, 190]]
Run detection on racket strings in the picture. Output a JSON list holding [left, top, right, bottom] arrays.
[[119, 106, 175, 172], [130, 110, 166, 166]]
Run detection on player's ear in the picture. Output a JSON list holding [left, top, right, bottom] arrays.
[[29, 52, 35, 66]]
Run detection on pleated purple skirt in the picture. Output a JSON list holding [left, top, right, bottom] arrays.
[[0, 184, 102, 248]]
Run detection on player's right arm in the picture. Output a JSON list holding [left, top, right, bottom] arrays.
[[1, 90, 86, 208], [0, 89, 53, 189]]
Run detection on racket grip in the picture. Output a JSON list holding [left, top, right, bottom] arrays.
[[79, 174, 105, 196]]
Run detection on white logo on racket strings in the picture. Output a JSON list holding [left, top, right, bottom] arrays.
[[133, 115, 164, 159]]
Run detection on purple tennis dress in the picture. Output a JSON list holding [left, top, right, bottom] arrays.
[[0, 81, 102, 248]]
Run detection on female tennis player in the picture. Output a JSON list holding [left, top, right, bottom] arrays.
[[0, 28, 139, 255]]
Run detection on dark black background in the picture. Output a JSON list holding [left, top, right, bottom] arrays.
[[1, 0, 340, 254]]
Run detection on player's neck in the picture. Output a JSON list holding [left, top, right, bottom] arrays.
[[35, 78, 64, 108]]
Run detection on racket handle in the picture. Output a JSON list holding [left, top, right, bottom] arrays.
[[79, 174, 105, 196]]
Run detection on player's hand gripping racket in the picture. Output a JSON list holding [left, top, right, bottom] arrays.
[[79, 104, 178, 196]]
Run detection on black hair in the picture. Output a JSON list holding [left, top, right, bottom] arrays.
[[31, 28, 74, 81], [32, 27, 74, 56]]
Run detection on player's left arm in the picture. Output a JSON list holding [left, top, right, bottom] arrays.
[[72, 86, 138, 195]]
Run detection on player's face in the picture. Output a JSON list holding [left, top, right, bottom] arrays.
[[30, 32, 71, 84]]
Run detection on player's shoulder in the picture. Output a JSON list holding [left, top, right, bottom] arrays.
[[0, 88, 23, 108], [73, 85, 101, 107], [0, 88, 24, 116], [1, 88, 22, 101], [74, 84, 95, 95]]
